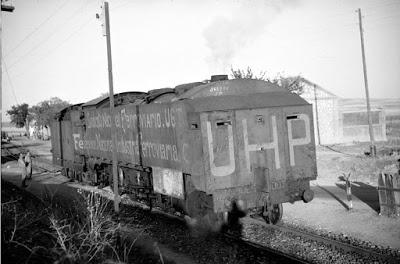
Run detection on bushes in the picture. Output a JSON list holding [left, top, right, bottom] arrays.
[[1, 182, 137, 264], [48, 190, 120, 263]]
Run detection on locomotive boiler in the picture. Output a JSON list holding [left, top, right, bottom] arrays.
[[50, 75, 317, 229]]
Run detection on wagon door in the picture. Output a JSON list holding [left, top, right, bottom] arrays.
[[202, 111, 244, 191], [61, 120, 75, 166], [283, 105, 317, 183], [50, 121, 62, 166]]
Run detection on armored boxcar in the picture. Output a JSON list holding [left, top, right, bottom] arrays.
[[51, 75, 317, 228]]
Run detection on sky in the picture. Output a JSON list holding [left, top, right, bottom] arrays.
[[1, 0, 400, 121]]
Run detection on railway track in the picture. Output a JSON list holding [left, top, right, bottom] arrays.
[[223, 230, 309, 264], [119, 203, 307, 264], [1, 140, 61, 173], [248, 215, 400, 264]]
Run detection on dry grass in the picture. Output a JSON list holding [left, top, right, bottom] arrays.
[[48, 190, 121, 263], [1, 182, 141, 264]]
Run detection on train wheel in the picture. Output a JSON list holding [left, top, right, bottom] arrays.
[[262, 203, 283, 225], [146, 194, 153, 211]]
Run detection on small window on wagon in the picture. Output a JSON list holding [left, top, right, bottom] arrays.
[[287, 115, 306, 139]]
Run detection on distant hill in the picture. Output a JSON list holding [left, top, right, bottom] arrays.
[[339, 98, 400, 116]]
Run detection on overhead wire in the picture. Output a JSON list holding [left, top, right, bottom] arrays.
[[2, 60, 19, 105], [5, 0, 129, 80], [4, 0, 71, 58], [6, 0, 99, 71], [9, 16, 95, 80]]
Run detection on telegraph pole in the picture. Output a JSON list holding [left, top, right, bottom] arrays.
[[357, 8, 376, 157], [1, 0, 15, 123], [97, 2, 120, 213]]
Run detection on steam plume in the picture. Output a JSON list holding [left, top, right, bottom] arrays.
[[203, 0, 299, 73]]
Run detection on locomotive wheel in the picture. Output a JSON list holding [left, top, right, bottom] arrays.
[[262, 203, 283, 225]]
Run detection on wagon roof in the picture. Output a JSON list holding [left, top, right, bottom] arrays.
[[188, 92, 309, 112], [178, 79, 285, 99], [82, 91, 147, 108], [55, 103, 83, 120], [178, 79, 309, 111]]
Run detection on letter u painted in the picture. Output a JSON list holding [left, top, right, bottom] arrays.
[[206, 121, 235, 177]]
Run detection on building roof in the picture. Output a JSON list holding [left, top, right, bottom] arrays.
[[300, 77, 338, 98]]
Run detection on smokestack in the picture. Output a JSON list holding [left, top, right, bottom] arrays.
[[211, 75, 228, 82]]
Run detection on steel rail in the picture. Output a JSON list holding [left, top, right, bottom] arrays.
[[223, 231, 309, 264], [262, 221, 400, 264]]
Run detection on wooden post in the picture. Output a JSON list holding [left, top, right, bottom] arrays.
[[345, 178, 353, 210], [393, 173, 400, 216], [98, 2, 119, 214], [378, 173, 397, 216], [357, 8, 376, 156], [385, 174, 396, 216]]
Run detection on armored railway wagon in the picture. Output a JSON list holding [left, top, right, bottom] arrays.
[[50, 75, 317, 228]]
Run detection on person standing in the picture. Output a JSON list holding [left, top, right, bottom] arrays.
[[25, 151, 32, 179], [18, 154, 27, 187]]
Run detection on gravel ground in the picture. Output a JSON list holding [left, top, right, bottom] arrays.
[[241, 217, 400, 264]]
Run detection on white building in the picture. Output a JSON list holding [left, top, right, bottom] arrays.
[[299, 78, 386, 145]]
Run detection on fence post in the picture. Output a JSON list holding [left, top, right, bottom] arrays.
[[378, 172, 397, 217], [345, 178, 353, 210], [393, 173, 400, 217], [378, 173, 388, 216]]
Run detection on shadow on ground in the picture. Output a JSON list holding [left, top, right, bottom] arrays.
[[317, 185, 350, 210], [336, 181, 380, 213]]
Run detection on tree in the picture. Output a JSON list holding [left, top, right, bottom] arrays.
[[230, 66, 267, 80], [29, 97, 70, 136], [6, 103, 31, 136], [274, 75, 304, 95], [230, 67, 304, 95]]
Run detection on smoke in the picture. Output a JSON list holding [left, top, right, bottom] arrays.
[[203, 0, 299, 73]]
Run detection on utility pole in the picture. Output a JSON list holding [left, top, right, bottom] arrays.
[[1, 0, 15, 124], [357, 8, 376, 157], [97, 1, 120, 213]]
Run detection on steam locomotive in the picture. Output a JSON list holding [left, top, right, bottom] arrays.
[[50, 75, 317, 229]]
